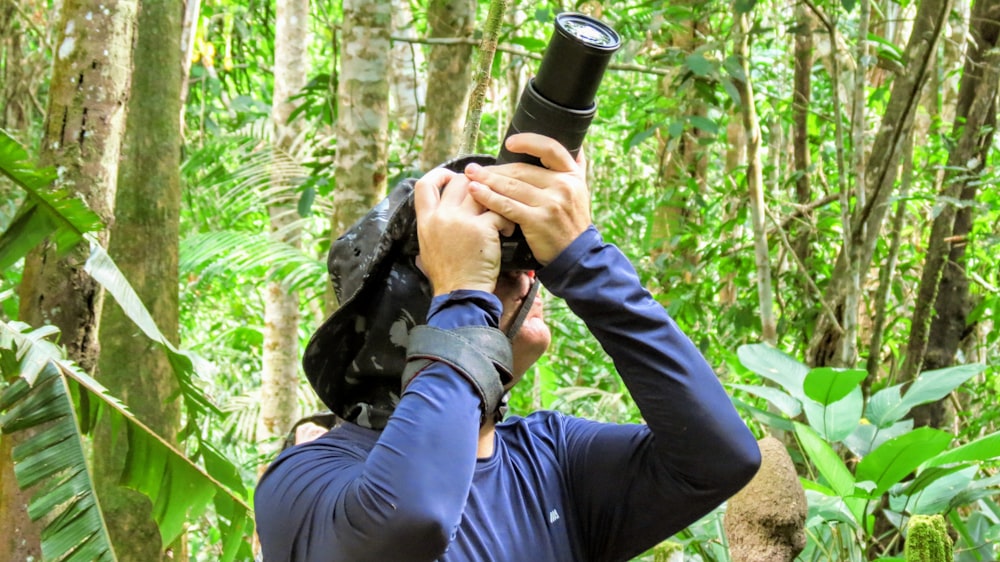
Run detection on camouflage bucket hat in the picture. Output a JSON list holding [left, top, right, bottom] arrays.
[[302, 155, 494, 429]]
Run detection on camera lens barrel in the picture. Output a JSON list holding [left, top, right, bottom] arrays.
[[495, 13, 621, 270], [534, 13, 621, 110]]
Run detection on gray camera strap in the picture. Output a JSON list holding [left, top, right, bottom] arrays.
[[401, 325, 513, 424]]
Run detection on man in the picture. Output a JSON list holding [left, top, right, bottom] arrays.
[[255, 134, 761, 561]]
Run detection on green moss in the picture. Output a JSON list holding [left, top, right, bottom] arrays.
[[904, 514, 953, 562]]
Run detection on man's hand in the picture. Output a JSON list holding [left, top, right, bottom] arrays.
[[414, 168, 514, 296], [464, 133, 591, 266]]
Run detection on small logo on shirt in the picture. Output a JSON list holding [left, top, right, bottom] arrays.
[[549, 509, 560, 524]]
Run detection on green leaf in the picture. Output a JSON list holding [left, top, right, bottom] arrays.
[[85, 243, 221, 418], [0, 129, 103, 259], [856, 427, 953, 497], [803, 386, 864, 442], [866, 384, 906, 427], [842, 0, 857, 11], [901, 364, 984, 411], [892, 466, 976, 515], [730, 383, 801, 417], [688, 115, 720, 135], [667, 120, 684, 139], [737, 344, 808, 401], [684, 52, 713, 77], [804, 367, 867, 405], [795, 422, 855, 498], [734, 0, 757, 13], [0, 202, 56, 271], [843, 419, 913, 457], [510, 36, 547, 52], [925, 431, 1000, 467], [0, 341, 117, 561], [0, 320, 253, 557]]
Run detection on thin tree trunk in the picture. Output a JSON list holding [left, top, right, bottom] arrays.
[[460, 0, 506, 155], [866, 133, 913, 386], [258, 0, 309, 448], [735, 8, 776, 345], [806, 0, 953, 367], [901, 0, 1000, 387], [791, 4, 814, 269], [420, 0, 475, 170], [92, 2, 183, 560], [389, 1, 425, 162], [179, 0, 201, 109], [2, 0, 136, 557], [329, 0, 392, 309]]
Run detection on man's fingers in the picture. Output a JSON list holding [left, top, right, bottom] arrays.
[[469, 181, 528, 224], [503, 133, 577, 172], [414, 168, 454, 217]]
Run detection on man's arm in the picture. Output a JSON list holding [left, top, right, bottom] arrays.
[[538, 227, 761, 561], [255, 293, 501, 562]]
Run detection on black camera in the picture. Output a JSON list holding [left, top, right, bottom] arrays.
[[496, 13, 621, 270]]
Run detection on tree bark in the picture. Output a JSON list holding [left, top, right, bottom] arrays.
[[735, 8, 777, 345], [790, 5, 814, 262], [388, 1, 425, 163], [460, 0, 506, 155], [907, 0, 1000, 426], [329, 0, 391, 262], [420, 0, 475, 170], [92, 2, 183, 560], [2, 0, 136, 557], [806, 0, 953, 367], [258, 0, 309, 449]]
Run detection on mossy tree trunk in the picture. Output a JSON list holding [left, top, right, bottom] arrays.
[[92, 1, 184, 559]]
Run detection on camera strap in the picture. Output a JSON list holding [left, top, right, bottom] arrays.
[[505, 277, 540, 341], [401, 325, 513, 425]]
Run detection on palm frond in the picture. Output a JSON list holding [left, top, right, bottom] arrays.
[[1, 324, 117, 562], [0, 129, 103, 271], [180, 230, 327, 294], [83, 241, 221, 420], [0, 320, 254, 562]]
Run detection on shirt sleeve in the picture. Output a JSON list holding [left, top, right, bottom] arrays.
[[537, 226, 762, 561], [254, 292, 502, 562]]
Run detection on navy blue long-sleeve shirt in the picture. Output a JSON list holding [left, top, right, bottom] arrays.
[[255, 227, 761, 561]]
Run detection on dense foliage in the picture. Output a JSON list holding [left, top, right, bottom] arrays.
[[1, 0, 998, 560]]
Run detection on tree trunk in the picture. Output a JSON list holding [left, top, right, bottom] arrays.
[[735, 8, 777, 345], [908, 0, 1000, 427], [460, 0, 506, 155], [791, 4, 814, 273], [92, 2, 183, 560], [1, 0, 47, 135], [419, 0, 475, 170], [389, 0, 425, 163], [806, 0, 953, 367], [258, 0, 309, 449], [329, 0, 391, 253], [2, 0, 136, 557]]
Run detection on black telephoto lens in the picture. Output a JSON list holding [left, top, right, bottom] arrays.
[[496, 13, 621, 269]]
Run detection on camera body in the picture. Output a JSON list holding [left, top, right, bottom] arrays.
[[495, 13, 620, 270]]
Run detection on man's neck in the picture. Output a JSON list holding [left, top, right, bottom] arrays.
[[477, 420, 497, 459]]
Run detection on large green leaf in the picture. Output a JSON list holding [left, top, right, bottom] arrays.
[[736, 344, 808, 401], [843, 419, 913, 457], [925, 431, 1000, 468], [0, 328, 116, 562], [855, 427, 953, 497], [795, 422, 855, 498], [804, 367, 867, 405], [730, 383, 802, 417], [84, 243, 220, 419], [0, 320, 253, 560], [0, 129, 103, 269], [890, 466, 977, 515], [902, 364, 984, 410], [803, 387, 864, 443]]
